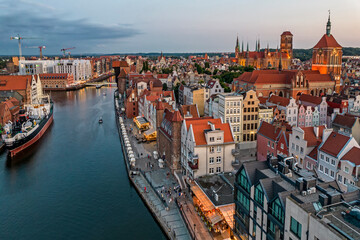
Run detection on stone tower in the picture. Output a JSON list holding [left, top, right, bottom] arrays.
[[280, 31, 293, 59], [235, 36, 240, 58]]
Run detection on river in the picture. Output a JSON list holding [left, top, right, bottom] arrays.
[[0, 87, 165, 239]]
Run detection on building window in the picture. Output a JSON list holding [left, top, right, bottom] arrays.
[[338, 174, 342, 182], [320, 154, 324, 160], [326, 157, 329, 163], [238, 168, 250, 193], [281, 143, 284, 149], [210, 147, 215, 153], [217, 146, 221, 152], [271, 143, 274, 149], [216, 156, 221, 163], [331, 159, 335, 166], [345, 166, 349, 173], [209, 157, 214, 164], [330, 170, 335, 178], [216, 167, 221, 173], [209, 168, 214, 174], [254, 184, 264, 207], [217, 137, 221, 141], [325, 168, 329, 175], [210, 137, 214, 142], [290, 217, 302, 239], [319, 165, 323, 172]]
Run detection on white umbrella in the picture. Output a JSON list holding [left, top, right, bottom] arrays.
[[130, 158, 136, 162], [126, 143, 131, 147], [128, 150, 134, 155], [127, 147, 132, 151], [129, 154, 135, 158], [124, 137, 129, 142], [125, 140, 130, 144]]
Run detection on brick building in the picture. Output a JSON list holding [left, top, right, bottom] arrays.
[[157, 107, 183, 171], [0, 97, 20, 126], [39, 73, 74, 90]]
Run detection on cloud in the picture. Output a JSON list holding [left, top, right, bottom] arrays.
[[0, 0, 140, 54]]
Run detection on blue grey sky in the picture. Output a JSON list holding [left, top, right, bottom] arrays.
[[1, 0, 359, 55]]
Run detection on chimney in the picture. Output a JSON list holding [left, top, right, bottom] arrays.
[[314, 126, 319, 138]]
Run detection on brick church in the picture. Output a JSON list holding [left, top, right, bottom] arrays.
[[233, 14, 342, 98], [235, 31, 293, 70]]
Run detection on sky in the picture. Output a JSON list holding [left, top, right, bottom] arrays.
[[1, 0, 359, 55]]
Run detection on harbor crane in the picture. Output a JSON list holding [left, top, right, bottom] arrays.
[[26, 46, 46, 59], [60, 47, 75, 58], [10, 34, 37, 59]]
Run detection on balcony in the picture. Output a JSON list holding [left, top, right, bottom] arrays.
[[188, 161, 198, 170]]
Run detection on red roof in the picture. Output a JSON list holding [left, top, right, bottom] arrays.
[[281, 31, 293, 36], [341, 147, 360, 165], [320, 132, 350, 157], [332, 114, 356, 129], [0, 75, 31, 91], [313, 34, 342, 49], [299, 94, 323, 105], [185, 118, 234, 145], [257, 121, 281, 141], [268, 95, 290, 107], [301, 126, 325, 147]]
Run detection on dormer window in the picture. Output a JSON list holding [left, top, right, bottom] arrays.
[[210, 137, 214, 142]]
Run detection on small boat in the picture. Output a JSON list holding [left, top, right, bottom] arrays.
[[96, 84, 102, 89], [99, 117, 103, 124]]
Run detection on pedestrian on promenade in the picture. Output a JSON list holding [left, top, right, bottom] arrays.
[[144, 186, 147, 193]]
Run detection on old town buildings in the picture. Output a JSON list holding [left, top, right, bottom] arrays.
[[39, 73, 74, 90]]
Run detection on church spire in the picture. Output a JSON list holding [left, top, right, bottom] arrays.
[[257, 38, 260, 52], [246, 42, 249, 52], [236, 35, 240, 50], [326, 10, 331, 36], [241, 41, 244, 53]]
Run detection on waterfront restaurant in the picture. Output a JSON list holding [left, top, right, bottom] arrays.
[[190, 174, 235, 239]]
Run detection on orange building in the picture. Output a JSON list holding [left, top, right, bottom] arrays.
[[311, 13, 342, 93]]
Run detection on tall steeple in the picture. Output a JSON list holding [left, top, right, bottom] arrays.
[[257, 38, 260, 52], [246, 42, 249, 52], [326, 10, 331, 36], [236, 35, 240, 51], [241, 41, 244, 53], [255, 39, 258, 51], [279, 51, 283, 71]]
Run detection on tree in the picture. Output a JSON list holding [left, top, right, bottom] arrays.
[[162, 83, 168, 91], [205, 62, 210, 69], [141, 61, 149, 73]]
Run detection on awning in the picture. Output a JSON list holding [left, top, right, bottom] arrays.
[[218, 204, 235, 229], [191, 185, 214, 212], [207, 211, 223, 226]]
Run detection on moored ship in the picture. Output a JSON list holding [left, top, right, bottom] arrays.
[[2, 95, 53, 157]]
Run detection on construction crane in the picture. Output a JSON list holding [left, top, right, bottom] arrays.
[[60, 47, 75, 58], [26, 46, 46, 59], [10, 34, 38, 59]]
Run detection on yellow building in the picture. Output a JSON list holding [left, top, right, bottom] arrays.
[[241, 90, 259, 142], [259, 105, 274, 124]]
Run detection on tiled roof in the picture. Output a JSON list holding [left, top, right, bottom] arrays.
[[307, 146, 319, 160], [301, 126, 325, 147], [185, 118, 234, 145], [257, 121, 281, 141], [180, 105, 199, 118], [268, 95, 290, 107], [0, 75, 31, 91], [299, 94, 323, 105], [320, 132, 350, 157], [313, 34, 342, 48], [332, 114, 356, 129], [341, 147, 360, 165]]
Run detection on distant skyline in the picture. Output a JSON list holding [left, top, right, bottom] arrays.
[[1, 0, 359, 56]]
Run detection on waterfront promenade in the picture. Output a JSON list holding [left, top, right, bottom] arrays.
[[114, 92, 191, 240]]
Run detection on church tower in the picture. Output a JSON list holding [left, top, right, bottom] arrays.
[[235, 36, 240, 58], [280, 31, 293, 59], [312, 12, 342, 93]]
